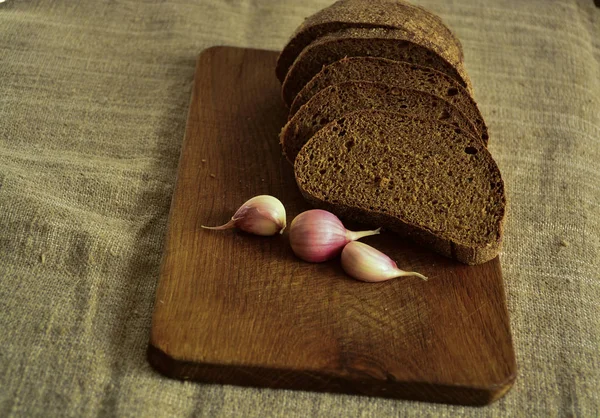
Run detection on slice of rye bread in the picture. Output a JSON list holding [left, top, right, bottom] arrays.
[[276, 0, 464, 82], [281, 27, 473, 107], [290, 57, 489, 145], [281, 81, 480, 164], [294, 110, 506, 265]]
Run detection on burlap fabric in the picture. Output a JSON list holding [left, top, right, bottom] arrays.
[[1, 0, 598, 416]]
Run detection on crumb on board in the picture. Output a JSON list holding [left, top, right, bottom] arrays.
[[201, 159, 206, 163], [210, 174, 216, 178]]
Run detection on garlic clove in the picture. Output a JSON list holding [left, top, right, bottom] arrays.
[[201, 195, 286, 236], [341, 241, 428, 283], [289, 209, 380, 262]]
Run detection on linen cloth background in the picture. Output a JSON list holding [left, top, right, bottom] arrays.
[[1, 0, 598, 416]]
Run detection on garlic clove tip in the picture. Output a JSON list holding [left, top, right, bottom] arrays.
[[201, 219, 237, 231], [400, 271, 429, 281]]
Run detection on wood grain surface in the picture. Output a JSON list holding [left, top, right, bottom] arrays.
[[148, 46, 517, 406]]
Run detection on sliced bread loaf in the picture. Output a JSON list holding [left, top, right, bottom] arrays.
[[281, 27, 473, 107], [290, 57, 489, 145], [281, 81, 479, 164], [294, 110, 505, 265], [276, 0, 464, 82]]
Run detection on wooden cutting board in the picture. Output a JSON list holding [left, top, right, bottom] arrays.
[[148, 46, 517, 406]]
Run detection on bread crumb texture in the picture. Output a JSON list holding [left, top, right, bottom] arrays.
[[295, 110, 505, 248]]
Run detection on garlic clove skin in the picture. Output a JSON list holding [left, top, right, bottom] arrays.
[[235, 195, 287, 235], [201, 195, 286, 236], [231, 206, 281, 236], [289, 209, 380, 262], [289, 210, 347, 262], [341, 241, 428, 283]]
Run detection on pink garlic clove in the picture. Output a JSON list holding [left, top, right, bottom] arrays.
[[341, 241, 428, 283], [202, 195, 286, 236], [289, 209, 380, 262]]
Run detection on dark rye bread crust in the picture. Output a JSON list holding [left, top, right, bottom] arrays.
[[276, 0, 464, 81], [281, 27, 473, 107], [280, 81, 480, 164], [290, 57, 489, 145], [294, 110, 505, 265]]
